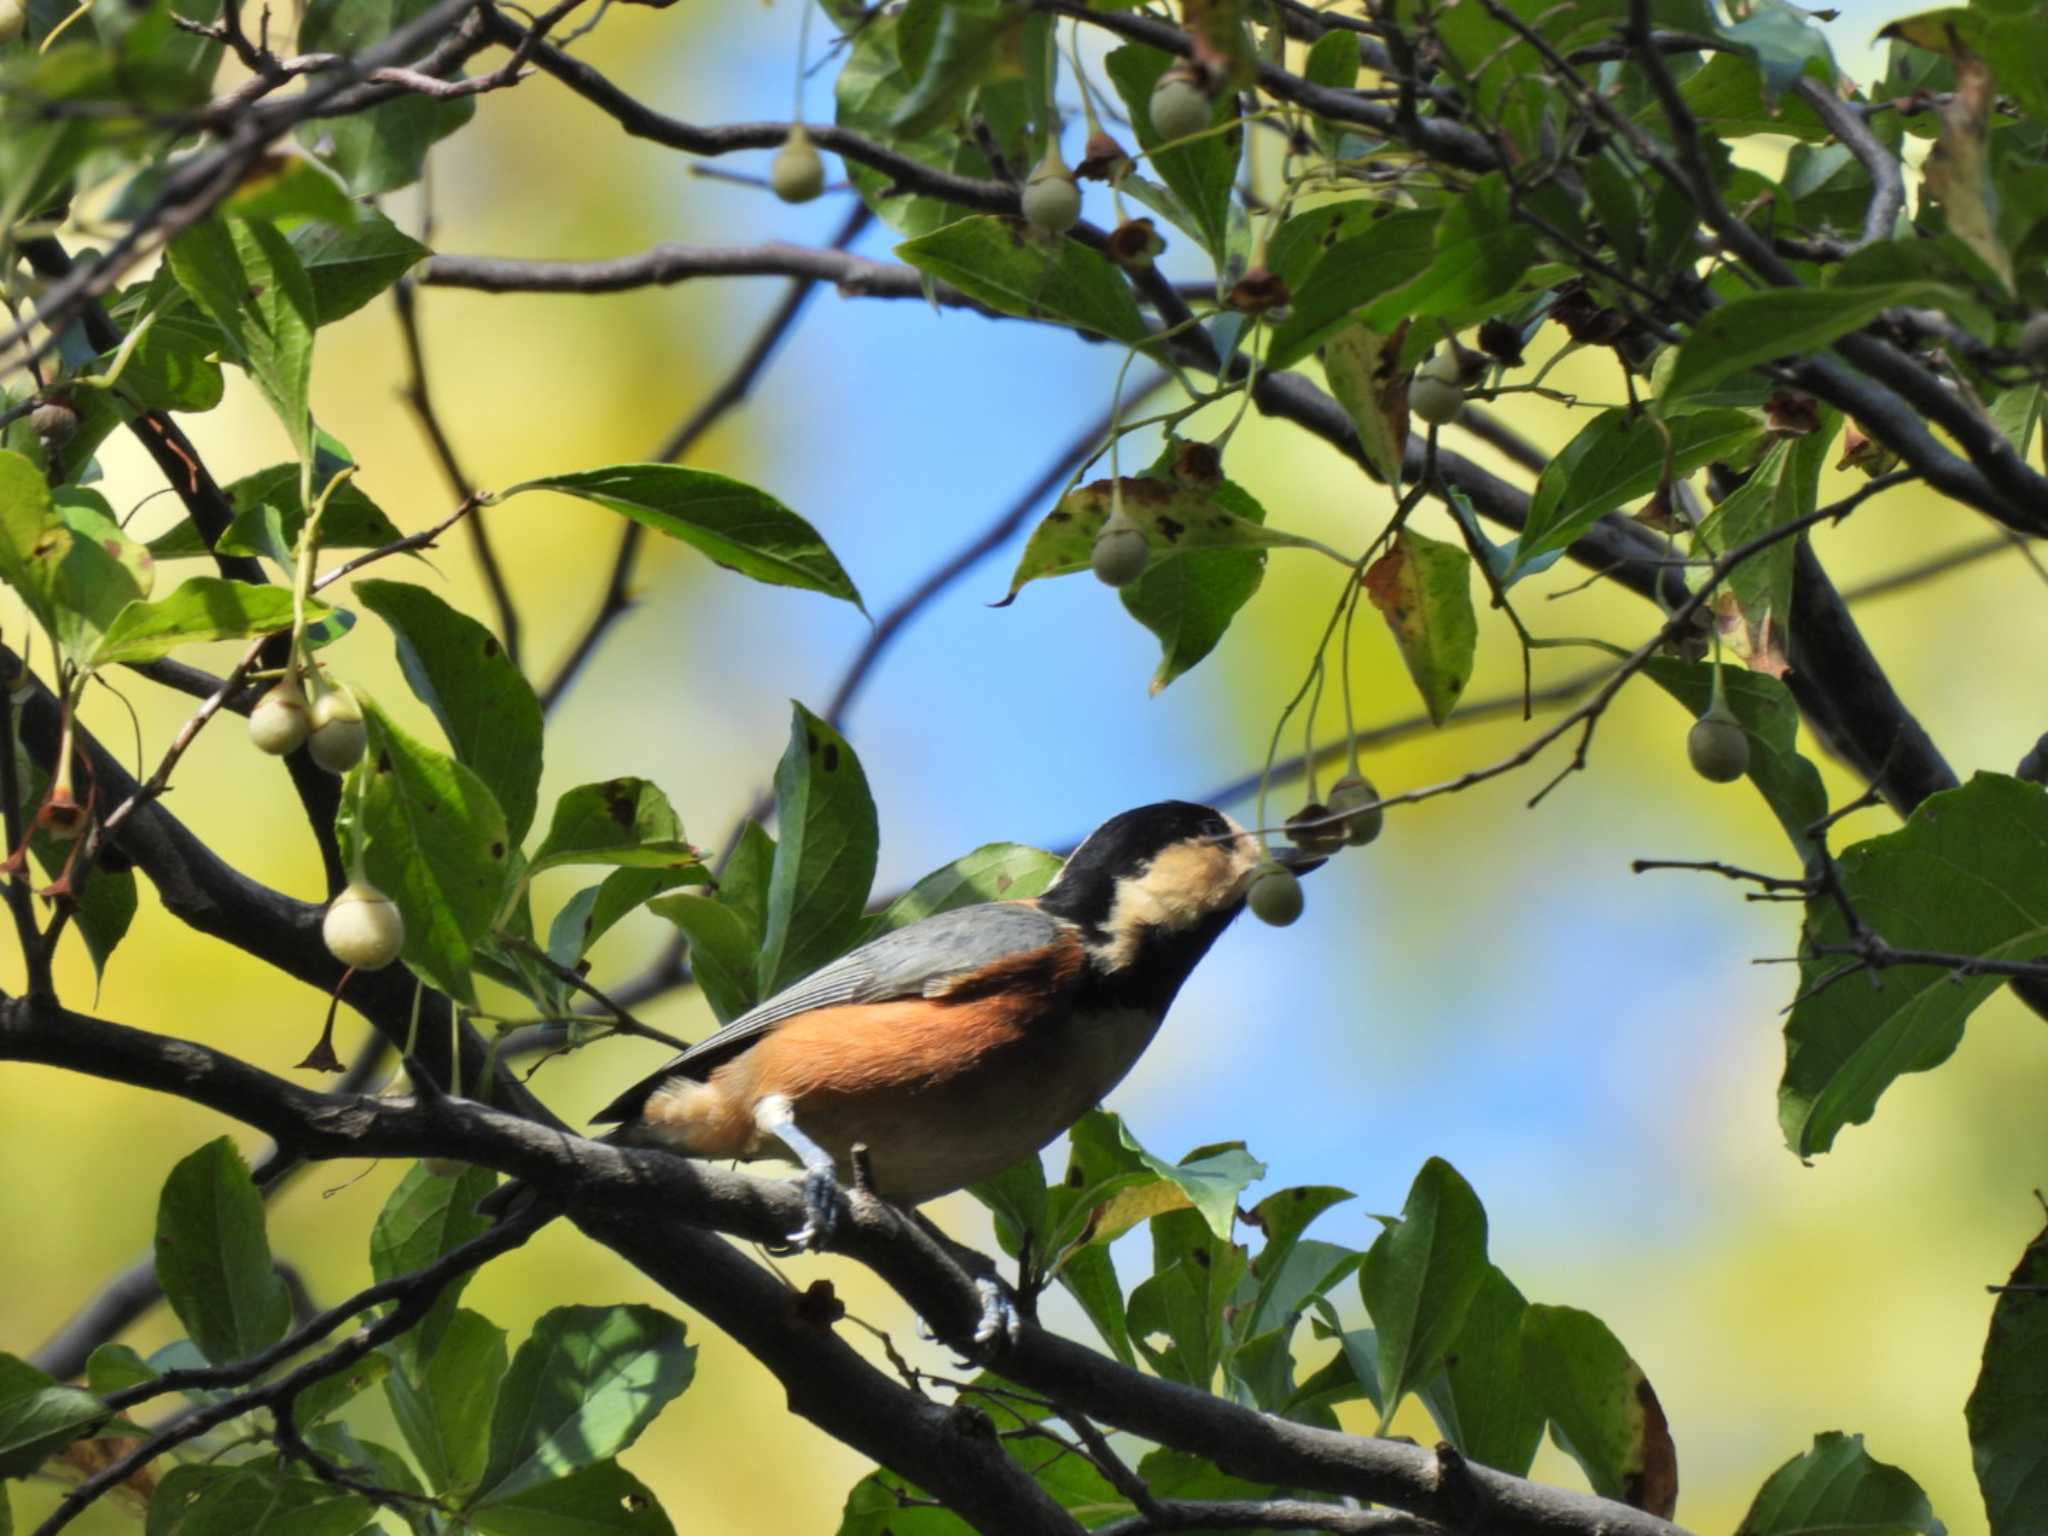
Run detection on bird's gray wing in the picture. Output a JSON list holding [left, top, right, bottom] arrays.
[[590, 902, 1069, 1123]]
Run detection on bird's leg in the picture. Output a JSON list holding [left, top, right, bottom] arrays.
[[755, 1094, 842, 1251], [911, 1210, 1022, 1350]]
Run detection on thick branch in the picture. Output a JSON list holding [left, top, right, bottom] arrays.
[[1, 996, 1687, 1536]]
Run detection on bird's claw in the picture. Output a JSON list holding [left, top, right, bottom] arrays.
[[786, 1164, 842, 1252], [973, 1276, 1021, 1348]]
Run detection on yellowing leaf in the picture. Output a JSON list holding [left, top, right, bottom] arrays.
[[1321, 321, 1411, 489], [1005, 474, 1316, 598], [1921, 34, 2015, 294], [1364, 529, 1476, 726]]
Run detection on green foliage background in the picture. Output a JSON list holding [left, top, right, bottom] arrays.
[[3, 0, 2046, 1531]]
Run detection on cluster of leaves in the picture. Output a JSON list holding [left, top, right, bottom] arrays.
[[838, 1139, 1990, 1536], [2, 1141, 694, 1534]]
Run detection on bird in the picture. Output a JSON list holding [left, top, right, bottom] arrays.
[[502, 801, 1316, 1338]]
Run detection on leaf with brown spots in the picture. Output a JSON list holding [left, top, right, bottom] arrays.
[[1520, 1304, 1679, 1520], [1364, 528, 1477, 726], [1006, 474, 1316, 601], [1321, 321, 1411, 489], [528, 778, 709, 884], [1912, 26, 2016, 293]]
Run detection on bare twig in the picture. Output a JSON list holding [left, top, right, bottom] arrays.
[[393, 279, 521, 667], [539, 203, 873, 714]]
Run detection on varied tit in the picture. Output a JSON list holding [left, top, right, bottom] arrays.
[[589, 801, 1319, 1267]]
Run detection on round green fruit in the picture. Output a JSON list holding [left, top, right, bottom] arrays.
[[308, 688, 367, 773], [249, 679, 310, 756], [1327, 773, 1384, 846], [1149, 72, 1213, 142], [1247, 862, 1304, 926], [1285, 803, 1347, 858], [323, 880, 405, 970], [1687, 713, 1750, 783], [1022, 156, 1081, 234], [770, 127, 826, 204], [1091, 519, 1149, 588]]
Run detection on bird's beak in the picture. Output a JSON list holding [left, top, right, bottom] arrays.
[[1272, 846, 1328, 875]]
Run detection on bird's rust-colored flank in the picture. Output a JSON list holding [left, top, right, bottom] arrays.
[[638, 930, 1088, 1202]]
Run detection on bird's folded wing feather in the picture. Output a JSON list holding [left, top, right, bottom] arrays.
[[589, 902, 1071, 1123]]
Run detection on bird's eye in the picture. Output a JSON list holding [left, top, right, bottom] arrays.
[[1200, 814, 1230, 840]]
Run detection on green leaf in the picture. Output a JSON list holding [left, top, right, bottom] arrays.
[[0, 1354, 104, 1479], [0, 485, 155, 668], [1521, 1304, 1680, 1519], [897, 215, 1152, 347], [888, 0, 1003, 135], [1267, 208, 1439, 370], [1039, 1109, 1173, 1261], [84, 1343, 157, 1398], [218, 461, 405, 568], [94, 302, 226, 413], [1006, 472, 1317, 599], [505, 465, 864, 610], [1359, 1157, 1488, 1418], [648, 890, 760, 1025], [471, 1459, 676, 1536], [1780, 774, 2048, 1156], [549, 867, 700, 968], [89, 577, 313, 668], [153, 1137, 291, 1366], [1128, 1240, 1248, 1389], [1240, 1186, 1357, 1341], [356, 579, 542, 845], [528, 778, 707, 882], [758, 704, 880, 995], [1663, 285, 1962, 403], [297, 0, 473, 193], [474, 1305, 694, 1507], [1119, 446, 1272, 692], [831, 8, 998, 240], [165, 219, 317, 462], [1363, 527, 1476, 726], [868, 842, 1064, 938], [224, 156, 357, 230], [1691, 414, 1839, 674], [386, 1307, 507, 1499], [1057, 1243, 1135, 1367], [0, 450, 66, 642], [292, 1351, 389, 1429], [290, 211, 429, 324], [1641, 662, 1828, 862], [1966, 1220, 2048, 1536], [1738, 1431, 1943, 1536], [160, 1466, 371, 1536], [1130, 1133, 1266, 1242], [341, 698, 513, 1007], [369, 1160, 497, 1363], [1518, 408, 1761, 570], [1363, 175, 1537, 330], [1418, 1264, 1546, 1477], [1718, 0, 1837, 103], [1103, 45, 1240, 262]]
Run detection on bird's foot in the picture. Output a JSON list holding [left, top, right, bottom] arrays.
[[972, 1276, 1022, 1348], [785, 1163, 843, 1252]]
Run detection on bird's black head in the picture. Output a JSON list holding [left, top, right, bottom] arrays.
[[1039, 801, 1274, 987]]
